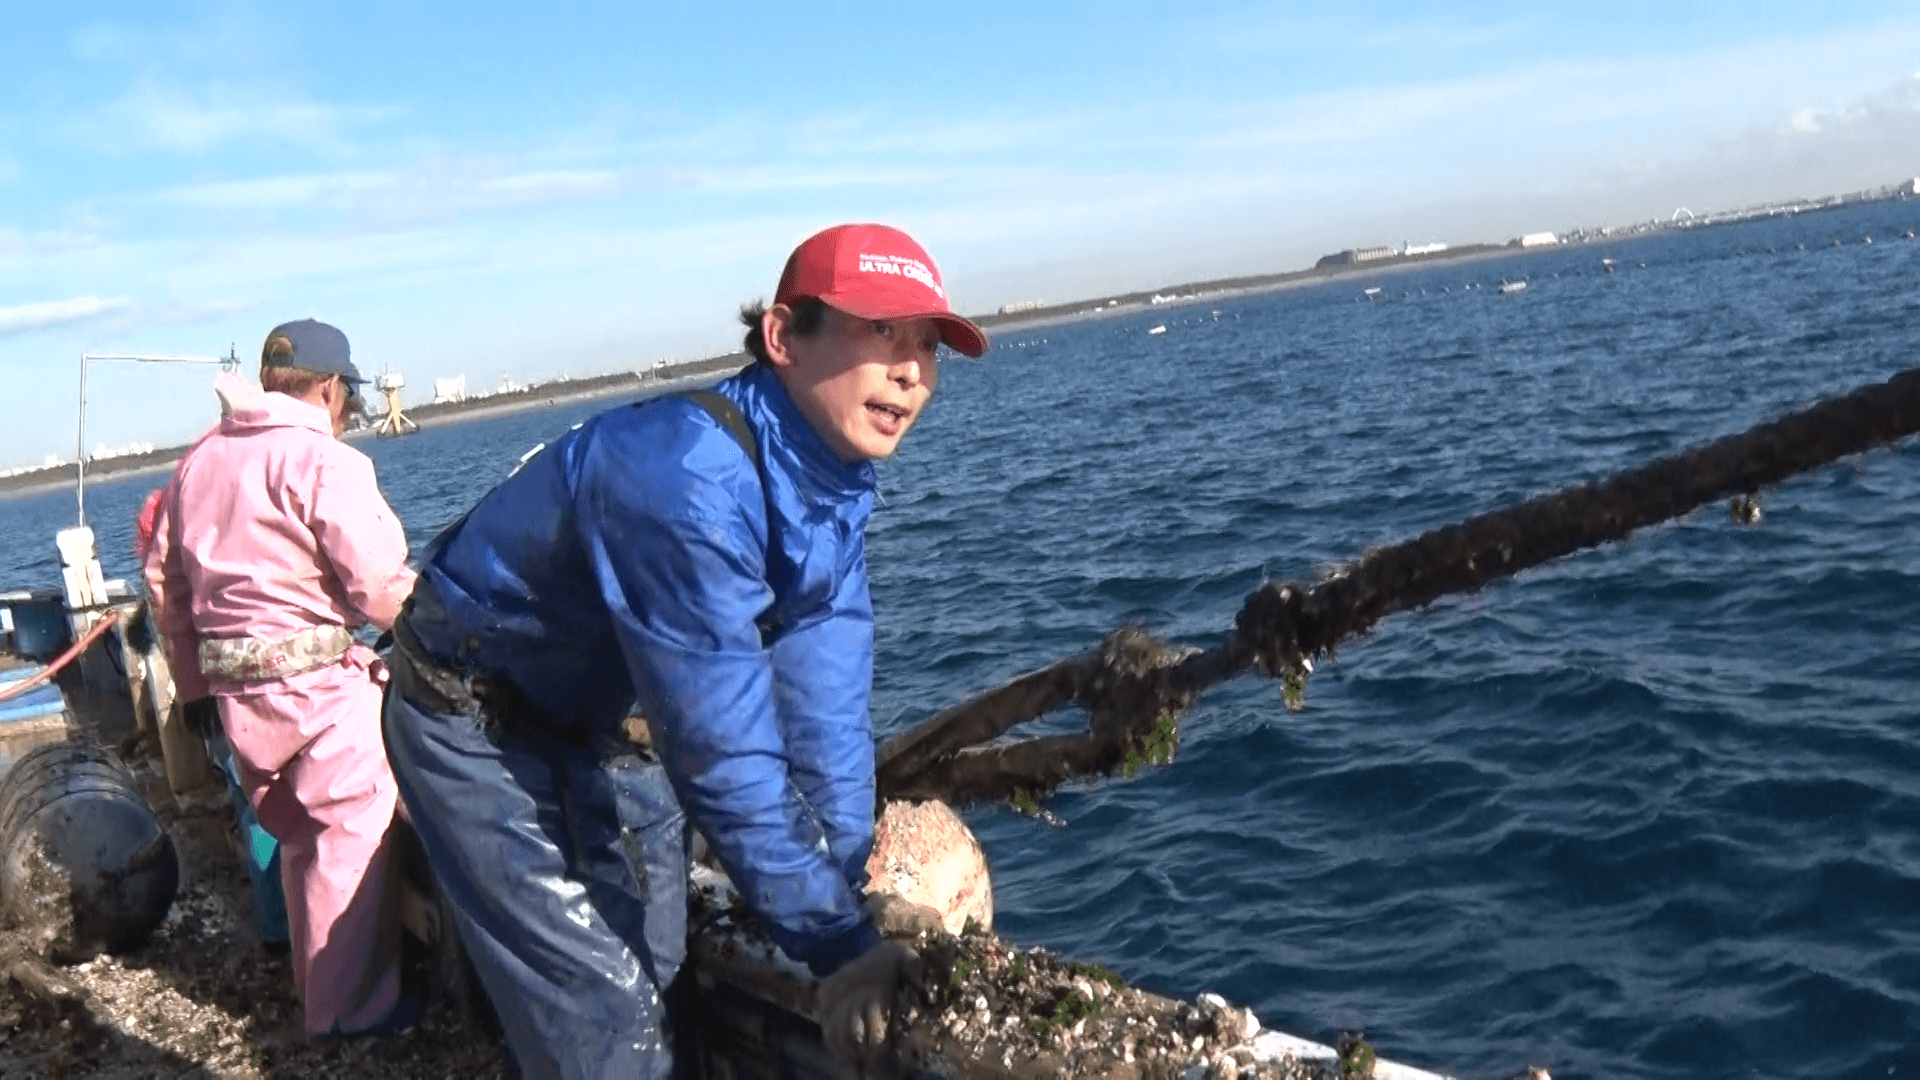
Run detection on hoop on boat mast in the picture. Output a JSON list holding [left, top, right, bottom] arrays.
[[74, 347, 240, 527]]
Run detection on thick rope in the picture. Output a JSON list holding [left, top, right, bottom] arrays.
[[878, 366, 1920, 806]]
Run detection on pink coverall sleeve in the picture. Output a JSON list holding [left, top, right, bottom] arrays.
[[143, 485, 212, 701], [308, 451, 415, 631]]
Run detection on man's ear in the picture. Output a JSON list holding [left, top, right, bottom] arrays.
[[762, 304, 796, 369]]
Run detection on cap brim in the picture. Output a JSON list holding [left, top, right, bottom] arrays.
[[931, 313, 989, 358], [813, 294, 989, 357]]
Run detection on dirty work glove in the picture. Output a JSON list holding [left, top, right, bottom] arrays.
[[181, 697, 221, 738], [817, 939, 924, 1073], [864, 891, 947, 939]]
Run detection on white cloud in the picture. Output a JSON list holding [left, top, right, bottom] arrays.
[[1775, 71, 1920, 138], [669, 163, 941, 195], [149, 170, 395, 211], [363, 166, 626, 220], [139, 152, 943, 233], [90, 80, 383, 155], [771, 111, 1079, 160], [147, 162, 631, 222], [1353, 19, 1536, 53], [61, 14, 383, 157], [1184, 9, 1537, 57], [110, 299, 252, 335], [0, 225, 103, 258], [0, 296, 132, 338]]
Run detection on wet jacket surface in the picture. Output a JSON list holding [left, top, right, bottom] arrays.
[[409, 362, 884, 975]]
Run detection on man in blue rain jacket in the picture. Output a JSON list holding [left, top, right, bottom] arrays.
[[383, 223, 988, 1079]]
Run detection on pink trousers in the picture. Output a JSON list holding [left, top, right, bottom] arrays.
[[215, 650, 401, 1035]]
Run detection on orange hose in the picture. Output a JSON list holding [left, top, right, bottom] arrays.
[[0, 608, 124, 705]]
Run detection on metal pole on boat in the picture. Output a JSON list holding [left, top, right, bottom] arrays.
[[75, 351, 88, 526], [71, 352, 236, 527]]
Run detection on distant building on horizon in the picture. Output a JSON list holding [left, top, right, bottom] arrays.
[[89, 440, 156, 463], [433, 374, 468, 404], [1314, 246, 1397, 269], [0, 453, 68, 477], [1516, 231, 1561, 248]]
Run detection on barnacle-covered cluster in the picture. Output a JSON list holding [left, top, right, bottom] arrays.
[[899, 923, 1348, 1080]]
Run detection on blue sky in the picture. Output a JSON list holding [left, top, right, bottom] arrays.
[[4, 2, 1918, 466]]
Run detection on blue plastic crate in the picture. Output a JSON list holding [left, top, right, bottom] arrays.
[[3, 596, 70, 662]]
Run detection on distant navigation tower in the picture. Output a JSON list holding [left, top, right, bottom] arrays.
[[373, 368, 418, 437]]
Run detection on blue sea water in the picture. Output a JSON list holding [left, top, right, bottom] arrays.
[[6, 199, 1920, 1079]]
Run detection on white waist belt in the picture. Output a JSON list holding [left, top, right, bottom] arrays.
[[199, 624, 354, 682]]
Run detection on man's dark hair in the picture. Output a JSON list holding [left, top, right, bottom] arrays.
[[740, 297, 828, 364]]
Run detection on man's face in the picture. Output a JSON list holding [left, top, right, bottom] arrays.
[[766, 303, 940, 462]]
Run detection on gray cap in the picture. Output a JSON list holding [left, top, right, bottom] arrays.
[[266, 319, 365, 386]]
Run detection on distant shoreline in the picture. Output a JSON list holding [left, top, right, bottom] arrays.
[[0, 357, 745, 500], [366, 359, 742, 435], [977, 243, 1507, 332], [0, 236, 1785, 501], [5, 184, 1909, 500], [0, 243, 1500, 502], [978, 243, 1521, 335], [979, 183, 1914, 333]]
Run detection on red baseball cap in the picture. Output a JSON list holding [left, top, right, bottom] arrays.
[[774, 223, 989, 357]]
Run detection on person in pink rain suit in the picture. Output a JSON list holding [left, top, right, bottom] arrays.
[[145, 319, 418, 1037]]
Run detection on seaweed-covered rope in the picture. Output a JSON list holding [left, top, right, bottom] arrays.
[[878, 366, 1920, 807]]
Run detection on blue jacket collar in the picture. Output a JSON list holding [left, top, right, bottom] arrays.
[[732, 362, 877, 502]]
